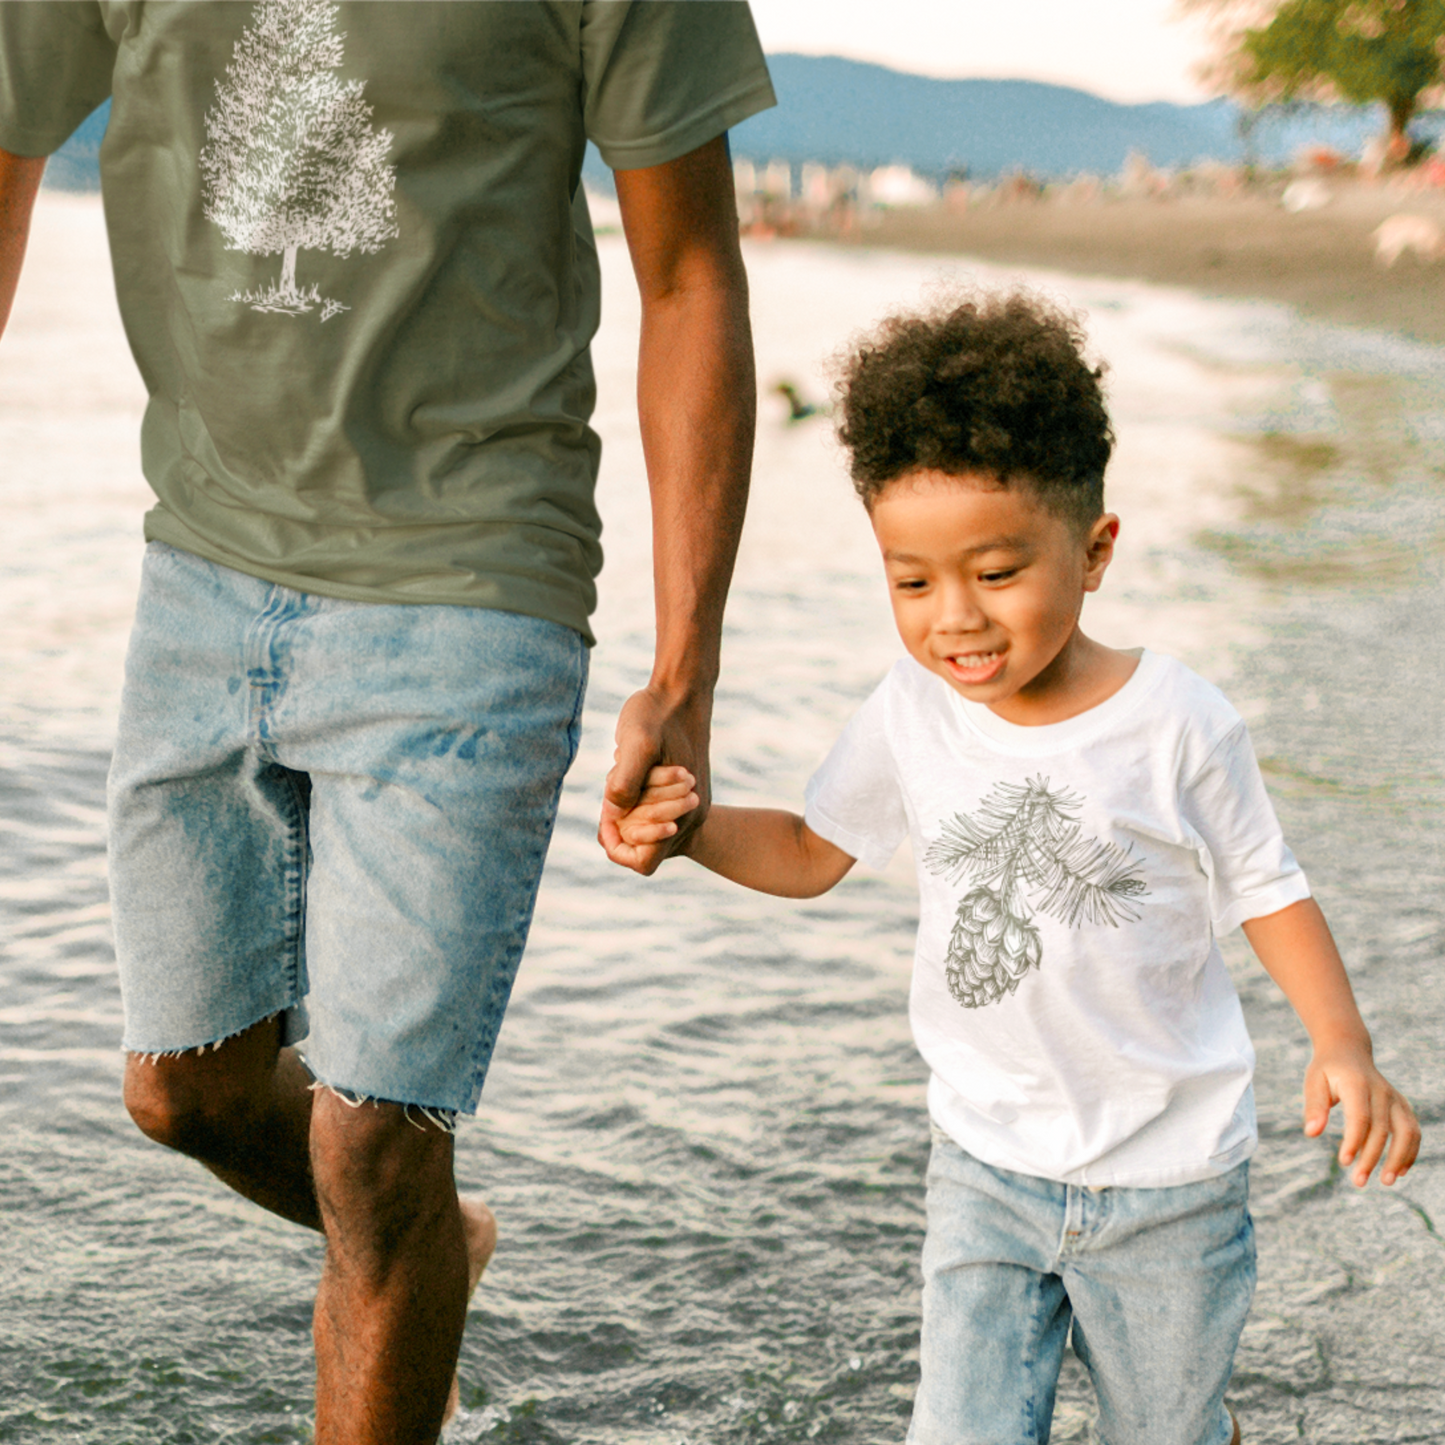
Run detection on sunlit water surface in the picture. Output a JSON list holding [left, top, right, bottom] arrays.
[[2, 195, 1442, 1444]]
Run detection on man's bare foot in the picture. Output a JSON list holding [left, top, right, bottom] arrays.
[[460, 1198, 497, 1294], [441, 1199, 497, 1430]]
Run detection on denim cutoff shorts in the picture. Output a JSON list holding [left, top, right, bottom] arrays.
[[908, 1129, 1255, 1445], [107, 543, 588, 1116]]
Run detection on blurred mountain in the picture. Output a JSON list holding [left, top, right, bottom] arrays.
[[727, 54, 1389, 179], [49, 59, 1413, 195], [733, 57, 1236, 176], [44, 102, 108, 191]]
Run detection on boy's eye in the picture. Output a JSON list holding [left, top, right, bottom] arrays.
[[893, 576, 928, 592], [979, 568, 1017, 583]]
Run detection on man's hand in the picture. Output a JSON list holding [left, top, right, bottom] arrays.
[[598, 689, 709, 875], [600, 763, 700, 874]]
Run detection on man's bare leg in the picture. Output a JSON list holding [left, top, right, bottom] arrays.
[[124, 1014, 320, 1227], [124, 1017, 496, 1443], [310, 1091, 475, 1444]]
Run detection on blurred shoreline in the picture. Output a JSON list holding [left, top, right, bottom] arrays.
[[740, 174, 1445, 345]]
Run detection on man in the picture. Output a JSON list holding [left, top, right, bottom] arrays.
[[0, 3, 773, 1441]]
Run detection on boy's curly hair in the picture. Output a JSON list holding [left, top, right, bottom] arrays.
[[836, 289, 1113, 525]]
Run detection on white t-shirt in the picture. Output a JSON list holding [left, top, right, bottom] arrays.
[[804, 650, 1310, 1188]]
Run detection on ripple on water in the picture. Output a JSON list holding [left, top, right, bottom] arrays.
[[3, 206, 1444, 1442]]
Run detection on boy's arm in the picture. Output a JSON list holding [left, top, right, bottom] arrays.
[[1242, 897, 1420, 1187], [681, 804, 856, 898], [608, 766, 856, 897]]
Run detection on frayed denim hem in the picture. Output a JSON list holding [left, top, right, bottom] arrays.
[[124, 1008, 301, 1065], [306, 1078, 459, 1135]]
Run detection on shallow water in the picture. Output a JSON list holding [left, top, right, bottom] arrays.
[[1, 196, 1441, 1444]]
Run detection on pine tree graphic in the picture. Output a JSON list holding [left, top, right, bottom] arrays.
[[200, 0, 398, 320], [924, 777, 1149, 1009]]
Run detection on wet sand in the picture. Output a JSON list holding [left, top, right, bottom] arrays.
[[856, 183, 1445, 344]]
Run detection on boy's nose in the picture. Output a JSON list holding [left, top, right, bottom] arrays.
[[936, 586, 988, 632]]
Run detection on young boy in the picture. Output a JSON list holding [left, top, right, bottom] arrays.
[[601, 291, 1420, 1445]]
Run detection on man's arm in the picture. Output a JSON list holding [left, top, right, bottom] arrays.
[[0, 146, 46, 341], [1242, 897, 1420, 1187], [598, 134, 754, 875]]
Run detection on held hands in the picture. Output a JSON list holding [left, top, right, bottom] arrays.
[[603, 765, 700, 873], [598, 683, 709, 875], [1303, 1040, 1420, 1188]]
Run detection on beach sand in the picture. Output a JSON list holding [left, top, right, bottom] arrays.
[[851, 182, 1445, 343]]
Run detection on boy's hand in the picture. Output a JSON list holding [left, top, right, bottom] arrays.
[[1303, 1040, 1420, 1188], [1242, 899, 1421, 1190], [602, 765, 700, 873]]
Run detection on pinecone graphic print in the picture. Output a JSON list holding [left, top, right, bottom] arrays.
[[924, 777, 1149, 1009]]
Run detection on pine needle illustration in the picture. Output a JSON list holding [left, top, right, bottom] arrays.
[[924, 777, 1148, 1009]]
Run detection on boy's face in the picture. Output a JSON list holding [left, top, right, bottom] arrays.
[[870, 470, 1118, 725]]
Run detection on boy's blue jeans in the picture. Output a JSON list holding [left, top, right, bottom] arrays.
[[908, 1129, 1254, 1445], [108, 543, 587, 1117]]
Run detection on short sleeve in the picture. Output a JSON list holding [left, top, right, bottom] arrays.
[[1181, 720, 1311, 934], [580, 0, 775, 170], [0, 2, 116, 158], [804, 679, 909, 872]]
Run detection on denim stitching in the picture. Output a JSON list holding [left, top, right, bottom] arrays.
[[462, 631, 588, 1112], [276, 763, 311, 1016], [1019, 1269, 1054, 1444]]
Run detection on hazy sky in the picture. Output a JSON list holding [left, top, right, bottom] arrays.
[[746, 0, 1218, 105]]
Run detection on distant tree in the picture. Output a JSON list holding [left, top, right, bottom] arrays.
[[1183, 0, 1445, 148], [200, 0, 398, 315]]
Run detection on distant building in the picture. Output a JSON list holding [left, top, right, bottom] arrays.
[[864, 165, 937, 208], [760, 159, 793, 200]]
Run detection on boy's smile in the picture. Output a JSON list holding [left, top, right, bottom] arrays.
[[870, 469, 1127, 726]]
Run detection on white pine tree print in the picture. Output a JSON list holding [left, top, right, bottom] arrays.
[[200, 0, 398, 320]]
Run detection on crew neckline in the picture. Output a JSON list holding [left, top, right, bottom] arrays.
[[949, 648, 1162, 753]]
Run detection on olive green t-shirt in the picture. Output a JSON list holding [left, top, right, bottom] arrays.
[[0, 1, 774, 640]]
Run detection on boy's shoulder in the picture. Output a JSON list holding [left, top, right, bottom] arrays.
[[1132, 650, 1245, 729]]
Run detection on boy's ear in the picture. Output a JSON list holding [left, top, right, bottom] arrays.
[[1081, 513, 1119, 593]]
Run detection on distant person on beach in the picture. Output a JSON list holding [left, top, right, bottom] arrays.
[[606, 291, 1421, 1445], [0, 2, 771, 1440]]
